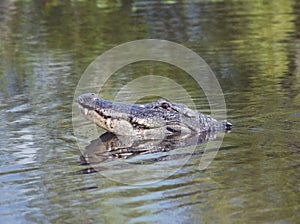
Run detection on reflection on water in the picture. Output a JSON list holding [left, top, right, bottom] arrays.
[[0, 0, 299, 223], [79, 131, 220, 185]]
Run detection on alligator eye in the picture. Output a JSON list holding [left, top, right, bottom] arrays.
[[161, 102, 170, 109]]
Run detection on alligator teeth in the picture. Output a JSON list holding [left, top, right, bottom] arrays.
[[84, 108, 88, 116], [106, 118, 111, 127]]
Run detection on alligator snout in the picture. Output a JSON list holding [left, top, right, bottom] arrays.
[[76, 93, 98, 109]]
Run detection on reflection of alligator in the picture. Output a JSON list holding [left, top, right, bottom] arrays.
[[77, 93, 232, 137], [80, 131, 218, 167]]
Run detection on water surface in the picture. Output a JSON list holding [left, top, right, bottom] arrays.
[[0, 0, 299, 223]]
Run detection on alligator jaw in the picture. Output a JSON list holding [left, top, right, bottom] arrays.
[[77, 103, 109, 131]]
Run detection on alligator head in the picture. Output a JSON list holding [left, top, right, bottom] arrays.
[[77, 93, 232, 137]]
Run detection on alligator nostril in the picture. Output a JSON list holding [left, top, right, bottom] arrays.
[[76, 96, 83, 104]]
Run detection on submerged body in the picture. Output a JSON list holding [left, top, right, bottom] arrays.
[[77, 93, 232, 137]]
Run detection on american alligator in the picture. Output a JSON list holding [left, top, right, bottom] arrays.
[[77, 93, 232, 137]]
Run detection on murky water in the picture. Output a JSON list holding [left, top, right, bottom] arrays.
[[0, 0, 299, 223]]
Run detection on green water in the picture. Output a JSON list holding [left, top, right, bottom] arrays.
[[0, 0, 299, 223]]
